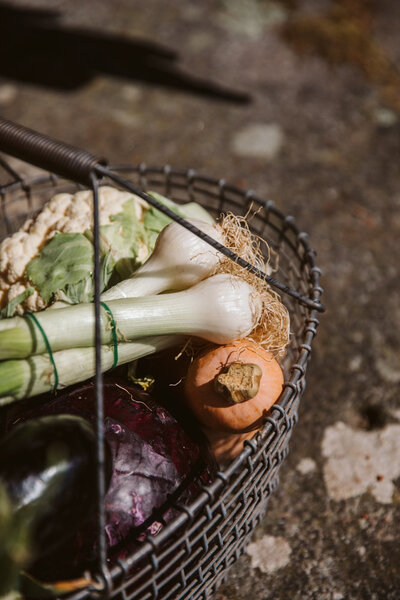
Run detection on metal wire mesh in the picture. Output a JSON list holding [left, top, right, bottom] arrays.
[[0, 161, 321, 600]]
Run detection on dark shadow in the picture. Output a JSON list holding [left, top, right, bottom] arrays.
[[360, 403, 388, 430], [0, 2, 251, 103]]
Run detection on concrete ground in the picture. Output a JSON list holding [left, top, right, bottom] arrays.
[[0, 1, 399, 598]]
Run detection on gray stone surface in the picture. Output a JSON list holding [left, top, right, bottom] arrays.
[[1, 1, 399, 598]]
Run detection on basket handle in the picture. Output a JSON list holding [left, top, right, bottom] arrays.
[[0, 116, 106, 185]]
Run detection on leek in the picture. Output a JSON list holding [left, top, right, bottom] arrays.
[[101, 217, 223, 300], [0, 274, 262, 360], [0, 335, 182, 404]]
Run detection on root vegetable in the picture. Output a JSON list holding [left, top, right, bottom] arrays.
[[183, 340, 284, 433], [201, 426, 259, 464]]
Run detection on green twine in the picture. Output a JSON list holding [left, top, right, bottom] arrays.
[[100, 301, 119, 369], [25, 312, 59, 392], [24, 302, 118, 391]]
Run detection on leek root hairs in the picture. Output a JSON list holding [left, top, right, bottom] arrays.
[[214, 212, 290, 358]]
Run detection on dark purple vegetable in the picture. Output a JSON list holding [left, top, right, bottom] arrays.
[[14, 378, 217, 581], [0, 415, 110, 564]]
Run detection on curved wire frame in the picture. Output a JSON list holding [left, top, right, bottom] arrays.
[[0, 162, 322, 600]]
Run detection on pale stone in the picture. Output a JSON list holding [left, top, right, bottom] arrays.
[[392, 409, 400, 422], [246, 535, 291, 574], [349, 354, 362, 372], [375, 354, 400, 384], [232, 123, 284, 160], [219, 0, 287, 39], [0, 84, 17, 105], [322, 421, 400, 504], [297, 457, 317, 475], [373, 107, 398, 127]]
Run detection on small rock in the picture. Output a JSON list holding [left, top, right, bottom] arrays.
[[349, 354, 362, 372], [232, 123, 284, 160], [219, 0, 287, 39], [358, 546, 366, 557], [375, 352, 400, 384], [392, 408, 400, 422], [350, 330, 365, 343], [246, 535, 291, 574], [373, 107, 398, 127], [297, 457, 317, 475]]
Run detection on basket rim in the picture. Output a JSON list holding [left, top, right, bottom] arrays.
[[0, 164, 323, 283]]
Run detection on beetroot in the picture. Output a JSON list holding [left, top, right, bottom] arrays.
[[12, 378, 217, 580]]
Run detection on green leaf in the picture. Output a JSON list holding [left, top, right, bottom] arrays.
[[127, 361, 155, 392], [0, 288, 35, 319], [26, 233, 95, 304], [25, 233, 115, 306], [177, 200, 216, 224], [100, 198, 149, 280], [55, 249, 115, 304], [143, 191, 185, 249]]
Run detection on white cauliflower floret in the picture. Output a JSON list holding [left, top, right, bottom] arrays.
[[47, 193, 72, 215], [25, 289, 46, 313], [61, 217, 93, 234], [137, 240, 150, 264], [1, 232, 36, 284], [7, 281, 29, 303], [0, 186, 149, 315], [28, 220, 48, 241]]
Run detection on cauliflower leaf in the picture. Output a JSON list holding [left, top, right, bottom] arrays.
[[100, 198, 149, 281], [0, 288, 35, 319], [25, 232, 115, 305]]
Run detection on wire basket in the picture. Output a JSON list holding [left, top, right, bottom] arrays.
[[0, 123, 322, 600]]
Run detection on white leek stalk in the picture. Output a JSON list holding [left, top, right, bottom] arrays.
[[0, 274, 262, 359], [101, 218, 223, 300], [0, 335, 183, 404]]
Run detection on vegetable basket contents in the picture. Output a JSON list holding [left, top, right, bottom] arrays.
[[0, 159, 322, 599]]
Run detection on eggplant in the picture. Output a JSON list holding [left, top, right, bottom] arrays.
[[0, 414, 112, 564]]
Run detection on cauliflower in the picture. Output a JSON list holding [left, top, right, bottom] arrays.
[[0, 186, 149, 315], [0, 186, 214, 317]]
